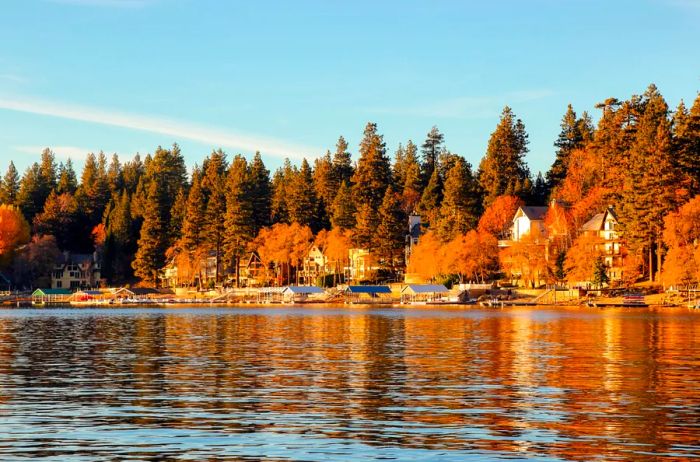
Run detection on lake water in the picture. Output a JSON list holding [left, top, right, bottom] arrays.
[[0, 306, 698, 461]]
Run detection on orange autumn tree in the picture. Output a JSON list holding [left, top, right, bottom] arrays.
[[500, 233, 549, 288], [444, 230, 499, 283], [406, 231, 447, 281], [662, 195, 700, 287], [564, 233, 604, 285], [253, 222, 313, 285], [477, 195, 523, 239], [320, 228, 352, 282], [0, 204, 30, 266]]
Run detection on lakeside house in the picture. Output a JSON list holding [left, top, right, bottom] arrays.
[[580, 206, 624, 282], [51, 251, 102, 290], [237, 251, 266, 287], [298, 245, 328, 285], [346, 248, 380, 283]]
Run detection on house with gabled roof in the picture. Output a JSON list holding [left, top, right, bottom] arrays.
[[511, 206, 548, 242], [51, 251, 101, 290], [580, 206, 624, 282], [298, 245, 328, 285]]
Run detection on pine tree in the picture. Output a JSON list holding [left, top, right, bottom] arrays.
[[122, 154, 144, 194], [421, 126, 445, 186], [201, 149, 228, 282], [353, 202, 379, 251], [392, 143, 407, 192], [351, 122, 391, 211], [76, 152, 110, 225], [33, 191, 85, 251], [416, 168, 443, 229], [332, 136, 353, 187], [312, 151, 335, 226], [248, 152, 272, 234], [593, 255, 610, 289], [435, 158, 481, 242], [16, 163, 44, 221], [330, 181, 356, 230], [288, 159, 318, 230], [400, 144, 422, 214], [0, 161, 19, 205], [133, 181, 167, 285], [39, 148, 57, 195], [675, 95, 700, 195], [103, 190, 136, 282], [181, 170, 207, 253], [271, 160, 293, 224], [224, 155, 256, 287], [618, 84, 679, 281], [107, 153, 123, 194], [478, 107, 531, 207], [169, 188, 187, 243], [57, 159, 78, 194], [376, 186, 406, 272], [547, 104, 584, 190]]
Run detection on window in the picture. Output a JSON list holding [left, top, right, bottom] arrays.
[[56, 281, 62, 288]]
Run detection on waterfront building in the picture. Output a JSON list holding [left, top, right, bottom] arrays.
[[580, 207, 624, 282], [51, 251, 102, 290]]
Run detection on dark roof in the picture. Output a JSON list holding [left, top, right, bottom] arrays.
[[56, 253, 95, 266], [130, 287, 159, 295], [346, 285, 392, 294], [519, 206, 548, 221], [32, 288, 72, 296]]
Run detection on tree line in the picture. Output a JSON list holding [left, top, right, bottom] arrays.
[[0, 83, 699, 288]]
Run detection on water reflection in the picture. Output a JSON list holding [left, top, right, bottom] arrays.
[[0, 307, 698, 460]]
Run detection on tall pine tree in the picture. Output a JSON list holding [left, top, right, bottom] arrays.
[[478, 107, 531, 207]]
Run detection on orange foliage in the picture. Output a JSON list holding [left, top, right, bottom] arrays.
[[91, 223, 106, 248], [0, 204, 30, 258], [554, 147, 601, 205], [477, 195, 523, 238], [444, 230, 499, 282], [253, 222, 313, 283], [544, 201, 572, 244], [564, 233, 604, 284], [407, 231, 446, 280], [499, 234, 549, 287], [661, 195, 700, 286], [569, 186, 609, 232], [323, 228, 352, 263]]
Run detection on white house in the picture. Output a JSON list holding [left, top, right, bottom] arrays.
[[511, 206, 548, 242]]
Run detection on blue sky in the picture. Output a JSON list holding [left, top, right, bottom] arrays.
[[1, 0, 699, 178]]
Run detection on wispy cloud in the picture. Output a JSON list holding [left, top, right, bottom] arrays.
[[370, 90, 554, 119], [0, 96, 319, 160], [15, 145, 92, 161], [46, 0, 156, 8]]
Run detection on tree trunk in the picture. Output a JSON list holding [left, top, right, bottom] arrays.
[[649, 242, 654, 283], [235, 256, 240, 288], [657, 236, 664, 287]]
